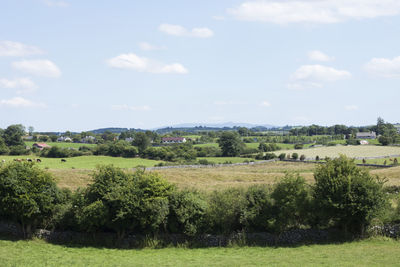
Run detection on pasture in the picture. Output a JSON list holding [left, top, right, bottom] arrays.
[[25, 141, 97, 149], [279, 145, 400, 159], [0, 237, 399, 266], [0, 155, 164, 169]]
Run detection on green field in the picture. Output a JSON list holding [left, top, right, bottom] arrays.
[[0, 237, 399, 266], [25, 141, 96, 149], [0, 155, 164, 169]]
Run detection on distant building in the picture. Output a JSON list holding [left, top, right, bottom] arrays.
[[81, 136, 96, 143], [125, 137, 134, 142], [356, 132, 376, 139], [161, 137, 187, 144], [57, 136, 72, 142], [32, 143, 51, 150]]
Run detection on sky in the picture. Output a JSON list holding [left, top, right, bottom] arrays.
[[1, 0, 399, 131]]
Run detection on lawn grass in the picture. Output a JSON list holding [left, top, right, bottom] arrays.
[[25, 141, 96, 149], [0, 237, 399, 266], [0, 155, 164, 169]]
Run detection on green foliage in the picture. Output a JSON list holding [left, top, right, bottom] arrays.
[[278, 153, 286, 160], [0, 138, 9, 155], [294, 144, 304, 149], [313, 155, 388, 234], [133, 132, 151, 154], [240, 185, 274, 232], [300, 154, 306, 161], [76, 166, 174, 238], [205, 188, 247, 234], [0, 162, 61, 236], [2, 124, 25, 147], [271, 173, 312, 232], [217, 132, 244, 157], [168, 190, 207, 236], [291, 153, 299, 160]]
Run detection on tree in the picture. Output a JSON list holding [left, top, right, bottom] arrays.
[[0, 162, 61, 237], [3, 124, 25, 147], [28, 126, 34, 136], [217, 132, 244, 156], [133, 132, 150, 154], [313, 155, 387, 235]]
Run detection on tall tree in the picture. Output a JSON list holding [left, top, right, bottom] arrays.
[[217, 132, 244, 156], [3, 124, 25, 147]]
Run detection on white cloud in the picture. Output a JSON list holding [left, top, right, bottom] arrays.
[[12, 60, 61, 78], [158, 24, 214, 38], [0, 97, 46, 108], [212, 15, 226, 21], [138, 42, 166, 51], [43, 0, 69, 7], [260, 101, 271, 107], [0, 41, 43, 57], [345, 105, 359, 111], [364, 56, 400, 78], [308, 50, 334, 62], [107, 53, 188, 74], [288, 64, 351, 89], [111, 104, 151, 111], [0, 77, 37, 94], [228, 0, 400, 24]]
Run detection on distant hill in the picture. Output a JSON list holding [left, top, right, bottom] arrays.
[[162, 122, 276, 129]]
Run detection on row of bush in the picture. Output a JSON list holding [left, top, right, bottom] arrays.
[[1, 156, 398, 240]]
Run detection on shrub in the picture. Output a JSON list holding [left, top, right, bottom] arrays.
[[313, 155, 388, 235], [8, 145, 29, 155], [240, 185, 274, 232], [394, 158, 399, 166], [168, 190, 207, 236], [205, 188, 247, 234], [291, 153, 299, 160], [77, 166, 174, 238], [300, 154, 306, 161], [264, 153, 277, 160], [0, 162, 61, 237], [278, 153, 286, 161], [315, 155, 320, 161], [294, 144, 304, 149], [271, 173, 312, 232]]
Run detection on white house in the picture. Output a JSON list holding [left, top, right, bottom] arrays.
[[161, 137, 187, 144]]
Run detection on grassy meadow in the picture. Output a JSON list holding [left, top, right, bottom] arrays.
[[25, 141, 96, 149], [0, 155, 164, 169], [0, 237, 399, 266]]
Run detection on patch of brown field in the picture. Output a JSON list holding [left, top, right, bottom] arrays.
[[47, 162, 400, 191], [49, 169, 93, 191], [153, 161, 316, 191], [371, 166, 400, 186]]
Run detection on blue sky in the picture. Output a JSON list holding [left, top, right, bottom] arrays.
[[1, 0, 399, 131]]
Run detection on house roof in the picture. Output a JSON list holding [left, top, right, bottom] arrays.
[[356, 132, 376, 137], [33, 143, 51, 147]]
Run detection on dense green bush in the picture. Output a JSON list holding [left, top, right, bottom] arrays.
[[271, 173, 312, 232], [205, 188, 247, 234], [241, 185, 274, 232], [167, 190, 207, 236], [313, 155, 388, 234], [294, 144, 304, 149], [0, 162, 62, 236]]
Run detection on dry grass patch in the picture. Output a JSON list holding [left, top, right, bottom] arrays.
[[49, 169, 92, 191]]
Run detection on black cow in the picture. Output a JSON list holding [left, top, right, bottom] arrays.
[[36, 158, 42, 163], [61, 159, 67, 162]]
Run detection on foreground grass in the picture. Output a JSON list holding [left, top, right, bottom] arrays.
[[0, 237, 399, 266]]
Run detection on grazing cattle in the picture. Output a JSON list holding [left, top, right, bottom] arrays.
[[14, 159, 22, 162], [61, 159, 67, 162], [36, 158, 42, 163], [1, 159, 5, 163], [27, 158, 33, 162]]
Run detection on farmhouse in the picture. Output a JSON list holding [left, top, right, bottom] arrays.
[[81, 136, 96, 143], [32, 143, 51, 150], [162, 137, 187, 144], [356, 132, 376, 139], [57, 136, 72, 142]]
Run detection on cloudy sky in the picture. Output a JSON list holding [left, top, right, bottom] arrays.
[[1, 0, 399, 131]]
